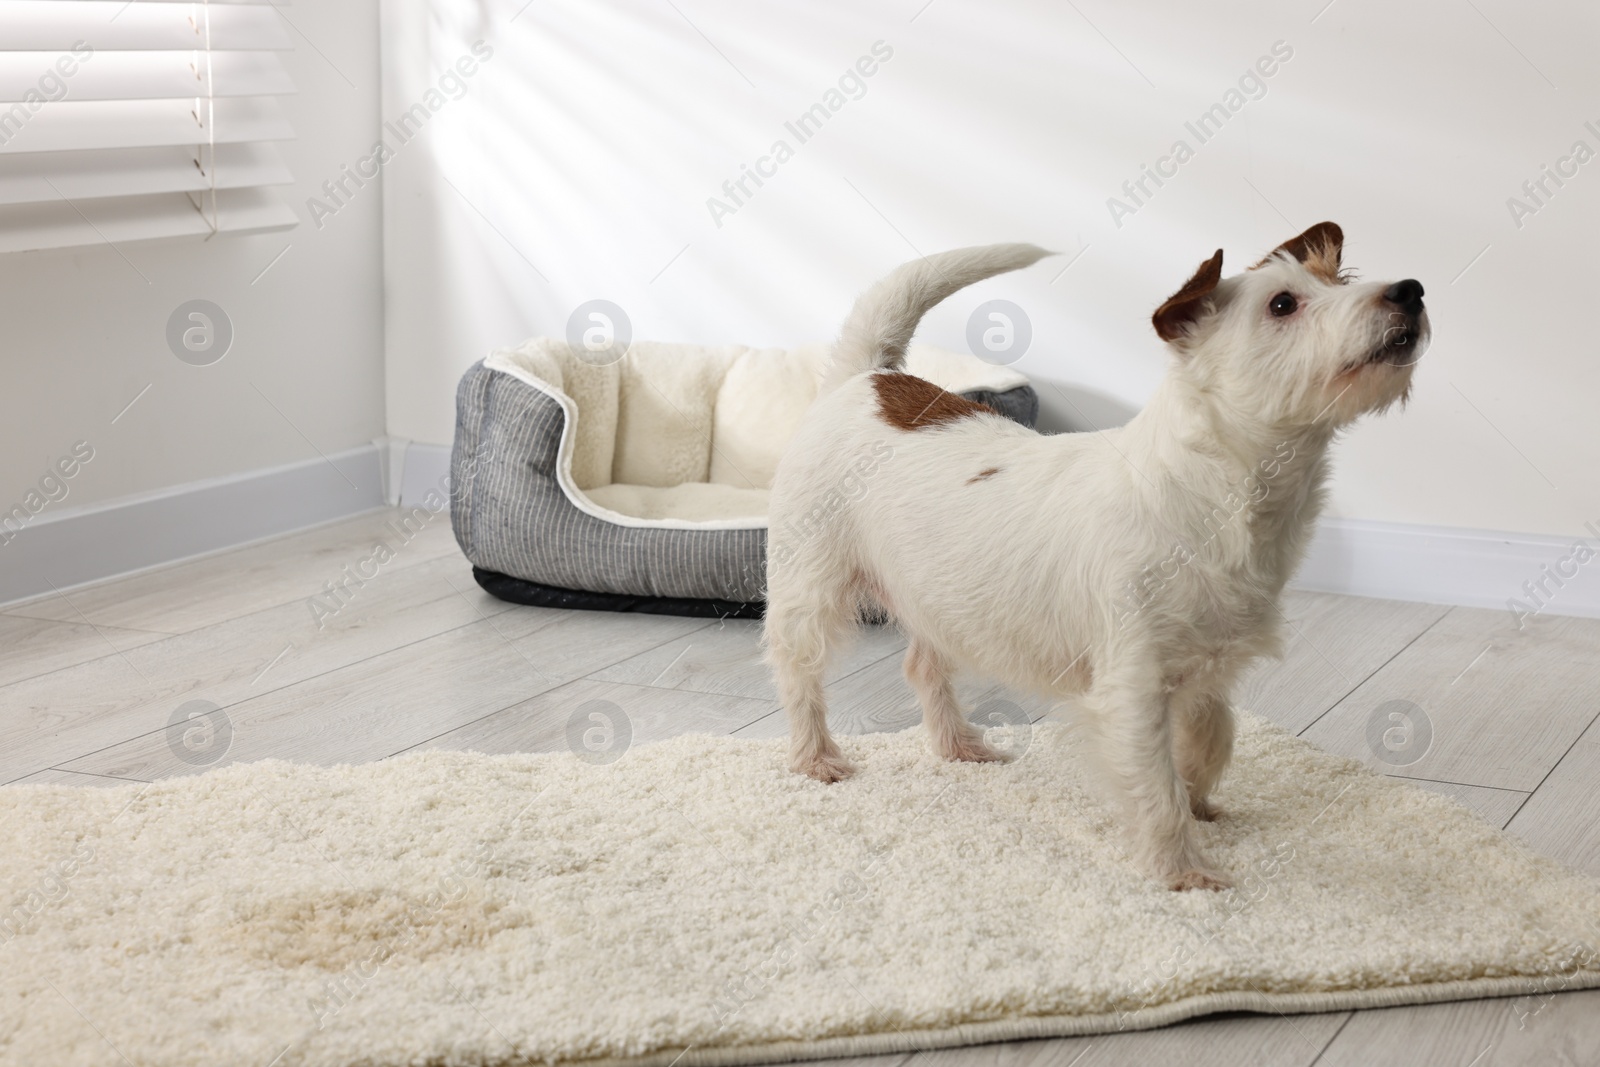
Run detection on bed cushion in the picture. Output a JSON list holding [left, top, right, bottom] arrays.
[[612, 343, 743, 488], [708, 345, 829, 490]]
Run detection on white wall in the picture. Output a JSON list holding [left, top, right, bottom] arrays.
[[381, 0, 1600, 542], [0, 1, 387, 521]]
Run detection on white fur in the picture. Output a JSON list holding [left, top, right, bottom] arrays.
[[765, 235, 1429, 890]]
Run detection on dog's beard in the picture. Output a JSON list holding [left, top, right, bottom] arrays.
[[1342, 324, 1426, 373], [1322, 329, 1421, 421], [1371, 330, 1424, 367], [1330, 349, 1417, 417]]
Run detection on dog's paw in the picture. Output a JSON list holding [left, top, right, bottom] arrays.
[[792, 751, 856, 783], [938, 734, 1010, 764], [1168, 868, 1232, 892], [1190, 799, 1223, 822]]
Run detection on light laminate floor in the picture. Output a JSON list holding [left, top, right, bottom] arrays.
[[4, 507, 1598, 1066]]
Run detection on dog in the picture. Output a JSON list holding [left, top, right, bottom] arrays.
[[763, 224, 1427, 890]]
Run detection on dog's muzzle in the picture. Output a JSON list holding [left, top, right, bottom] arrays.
[[1374, 279, 1427, 366]]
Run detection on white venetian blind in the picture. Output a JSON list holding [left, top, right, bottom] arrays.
[[0, 0, 298, 254]]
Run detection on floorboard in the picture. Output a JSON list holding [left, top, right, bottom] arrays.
[[1300, 608, 1600, 792], [406, 677, 776, 758], [0, 613, 170, 689], [590, 618, 907, 701], [1505, 717, 1600, 876], [8, 768, 147, 788], [57, 621, 548, 778], [0, 555, 512, 783], [1236, 591, 1449, 735], [0, 508, 459, 633], [905, 1010, 1349, 1067], [1310, 990, 1600, 1066]]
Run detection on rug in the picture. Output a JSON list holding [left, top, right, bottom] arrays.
[[3, 715, 1598, 1067]]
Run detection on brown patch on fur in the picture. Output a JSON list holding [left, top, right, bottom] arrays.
[[1251, 221, 1344, 283], [966, 467, 1001, 484], [1152, 249, 1225, 342], [871, 372, 995, 431]]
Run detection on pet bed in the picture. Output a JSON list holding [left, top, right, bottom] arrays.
[[450, 339, 1038, 617]]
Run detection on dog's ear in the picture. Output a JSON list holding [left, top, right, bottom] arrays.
[[1256, 221, 1343, 280], [1152, 249, 1224, 343]]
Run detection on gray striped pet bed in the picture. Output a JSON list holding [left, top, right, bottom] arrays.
[[450, 339, 1038, 618]]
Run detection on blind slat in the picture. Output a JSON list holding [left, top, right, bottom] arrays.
[[0, 186, 297, 254], [0, 142, 292, 205], [0, 97, 294, 155], [3, 2, 292, 51], [0, 51, 296, 102]]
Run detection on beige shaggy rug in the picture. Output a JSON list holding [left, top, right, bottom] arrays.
[[3, 715, 1599, 1067]]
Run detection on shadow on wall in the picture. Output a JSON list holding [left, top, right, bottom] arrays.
[[1032, 380, 1140, 435]]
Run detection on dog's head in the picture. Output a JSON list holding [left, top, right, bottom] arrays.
[[1151, 222, 1428, 428]]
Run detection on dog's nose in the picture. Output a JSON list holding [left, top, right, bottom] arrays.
[[1383, 279, 1425, 312]]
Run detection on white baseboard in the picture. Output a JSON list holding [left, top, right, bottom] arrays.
[[398, 442, 452, 508], [375, 435, 410, 507], [0, 445, 386, 607], [1292, 518, 1600, 621], [7, 438, 1597, 624]]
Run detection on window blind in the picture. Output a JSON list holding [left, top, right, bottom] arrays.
[[0, 0, 298, 254]]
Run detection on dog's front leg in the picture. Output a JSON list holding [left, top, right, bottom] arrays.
[[904, 638, 1006, 764], [1084, 679, 1231, 891]]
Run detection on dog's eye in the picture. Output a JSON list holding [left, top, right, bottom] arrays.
[[1269, 292, 1298, 317]]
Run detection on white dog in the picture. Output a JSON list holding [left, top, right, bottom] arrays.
[[764, 224, 1427, 890]]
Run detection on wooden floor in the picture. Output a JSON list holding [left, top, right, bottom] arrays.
[[5, 507, 1598, 1066]]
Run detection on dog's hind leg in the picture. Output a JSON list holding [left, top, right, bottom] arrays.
[[766, 588, 856, 783], [1083, 675, 1230, 891], [1174, 690, 1234, 822], [905, 638, 1005, 764]]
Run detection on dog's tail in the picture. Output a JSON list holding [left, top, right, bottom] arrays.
[[822, 243, 1053, 393]]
